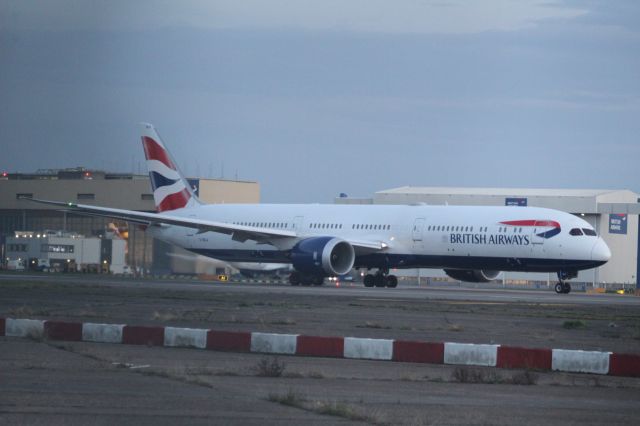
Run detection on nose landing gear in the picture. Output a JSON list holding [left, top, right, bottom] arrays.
[[554, 270, 577, 294], [554, 282, 571, 294]]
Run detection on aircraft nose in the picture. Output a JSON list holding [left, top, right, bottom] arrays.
[[591, 238, 611, 263]]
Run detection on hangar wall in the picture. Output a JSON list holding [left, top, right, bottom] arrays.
[[0, 169, 259, 274]]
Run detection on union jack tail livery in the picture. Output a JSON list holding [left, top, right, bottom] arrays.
[[140, 123, 201, 212]]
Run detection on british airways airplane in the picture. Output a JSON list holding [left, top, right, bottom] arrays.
[[31, 123, 611, 294]]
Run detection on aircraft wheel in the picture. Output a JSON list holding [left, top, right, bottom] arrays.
[[374, 274, 386, 287], [563, 283, 571, 294], [554, 283, 564, 294], [386, 275, 398, 288], [364, 274, 375, 287], [312, 276, 324, 286]]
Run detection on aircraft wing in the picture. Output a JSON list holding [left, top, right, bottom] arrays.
[[23, 198, 390, 251], [22, 198, 296, 240], [347, 239, 389, 251]]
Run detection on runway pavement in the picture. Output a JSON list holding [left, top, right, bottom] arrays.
[[2, 273, 639, 307]]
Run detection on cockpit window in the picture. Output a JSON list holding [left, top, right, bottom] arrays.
[[582, 228, 597, 236], [569, 228, 583, 236]]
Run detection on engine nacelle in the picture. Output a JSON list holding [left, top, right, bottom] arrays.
[[290, 237, 355, 276], [444, 269, 501, 283]]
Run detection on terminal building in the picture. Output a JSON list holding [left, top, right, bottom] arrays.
[[337, 187, 640, 287], [0, 168, 259, 274]]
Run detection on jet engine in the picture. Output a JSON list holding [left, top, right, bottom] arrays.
[[290, 237, 355, 276], [443, 269, 501, 283]]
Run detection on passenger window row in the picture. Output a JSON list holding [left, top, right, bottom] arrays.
[[428, 225, 475, 232], [426, 226, 524, 233], [233, 221, 288, 229], [351, 224, 391, 230], [310, 223, 343, 229], [497, 227, 524, 233]]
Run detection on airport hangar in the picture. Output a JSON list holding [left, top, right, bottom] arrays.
[[336, 187, 640, 288], [0, 168, 259, 274]]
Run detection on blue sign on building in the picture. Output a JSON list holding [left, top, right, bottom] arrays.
[[505, 198, 527, 207], [609, 214, 627, 234]]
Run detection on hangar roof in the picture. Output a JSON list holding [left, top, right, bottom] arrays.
[[377, 186, 629, 198], [371, 186, 639, 214]]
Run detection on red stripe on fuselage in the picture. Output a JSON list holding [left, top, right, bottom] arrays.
[[157, 188, 190, 212], [500, 220, 560, 228], [142, 136, 175, 169]]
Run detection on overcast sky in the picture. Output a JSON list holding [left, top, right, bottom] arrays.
[[1, 0, 639, 203]]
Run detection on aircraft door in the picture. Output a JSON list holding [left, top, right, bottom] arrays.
[[183, 214, 198, 248], [412, 218, 425, 248], [531, 222, 544, 245], [292, 216, 304, 231], [530, 221, 547, 258]]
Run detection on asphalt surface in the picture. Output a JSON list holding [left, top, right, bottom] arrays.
[[4, 272, 640, 306], [2, 273, 640, 425], [3, 338, 640, 425]]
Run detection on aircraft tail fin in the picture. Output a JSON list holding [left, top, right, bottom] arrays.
[[140, 123, 202, 212]]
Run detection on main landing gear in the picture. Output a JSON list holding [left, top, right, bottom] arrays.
[[363, 270, 398, 288], [554, 270, 577, 294], [554, 282, 571, 294], [289, 272, 324, 286]]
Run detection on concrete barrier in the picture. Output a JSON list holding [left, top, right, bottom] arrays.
[[552, 349, 611, 375], [6, 318, 45, 338], [83, 323, 124, 343], [393, 340, 444, 364], [123, 325, 165, 346], [444, 342, 499, 366], [344, 337, 393, 360], [207, 330, 251, 352], [44, 320, 83, 341], [164, 327, 208, 349], [251, 332, 298, 354], [497, 346, 552, 370], [297, 335, 344, 358], [6, 316, 640, 379], [609, 353, 640, 377]]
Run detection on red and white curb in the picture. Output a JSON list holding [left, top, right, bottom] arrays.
[[2, 317, 639, 378]]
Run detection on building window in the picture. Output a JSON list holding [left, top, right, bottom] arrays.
[[41, 244, 75, 253], [77, 193, 95, 200]]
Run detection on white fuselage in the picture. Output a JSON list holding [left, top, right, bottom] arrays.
[[148, 203, 610, 274]]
